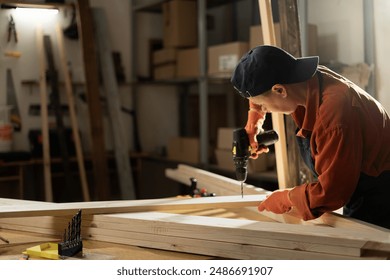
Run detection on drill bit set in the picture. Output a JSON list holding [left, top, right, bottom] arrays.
[[58, 209, 83, 257], [22, 209, 83, 259]]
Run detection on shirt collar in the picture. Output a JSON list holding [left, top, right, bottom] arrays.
[[292, 73, 321, 138]]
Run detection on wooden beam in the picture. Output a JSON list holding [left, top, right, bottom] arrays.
[[76, 0, 110, 200], [1, 198, 389, 259], [36, 25, 52, 202], [0, 231, 59, 249], [0, 195, 266, 218], [84, 228, 364, 260], [81, 212, 389, 259], [2, 213, 387, 259], [92, 8, 136, 200], [277, 0, 315, 186], [258, 0, 291, 188], [165, 165, 390, 234], [55, 24, 90, 202]]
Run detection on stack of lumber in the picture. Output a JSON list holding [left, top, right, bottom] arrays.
[[1, 208, 389, 259], [1, 165, 389, 260]]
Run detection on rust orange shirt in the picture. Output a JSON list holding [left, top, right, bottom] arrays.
[[289, 66, 390, 220]]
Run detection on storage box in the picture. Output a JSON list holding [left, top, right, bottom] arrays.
[[215, 149, 235, 171], [249, 23, 282, 49], [307, 24, 318, 56], [250, 23, 318, 56], [163, 0, 198, 48], [208, 42, 249, 77], [167, 137, 199, 164], [177, 48, 199, 78], [153, 63, 176, 80], [217, 127, 235, 150], [153, 48, 178, 65]]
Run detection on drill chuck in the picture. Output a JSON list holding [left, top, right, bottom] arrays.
[[234, 159, 248, 182]]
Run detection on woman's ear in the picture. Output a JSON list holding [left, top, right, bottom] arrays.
[[272, 84, 287, 98]]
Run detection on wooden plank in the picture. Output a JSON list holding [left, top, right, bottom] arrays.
[[277, 0, 302, 187], [1, 199, 388, 259], [0, 223, 62, 237], [258, 0, 291, 188], [165, 165, 390, 233], [84, 213, 365, 257], [36, 25, 53, 202], [0, 216, 69, 231], [92, 8, 136, 200], [2, 212, 388, 259], [55, 24, 90, 201], [0, 195, 266, 218], [0, 230, 59, 249], [44, 34, 75, 199], [90, 212, 389, 250], [278, 0, 314, 186], [76, 0, 110, 200], [85, 227, 368, 260]]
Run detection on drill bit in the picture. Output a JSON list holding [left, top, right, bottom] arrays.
[[241, 182, 244, 198]]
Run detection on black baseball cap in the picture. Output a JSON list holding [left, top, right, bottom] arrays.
[[231, 45, 319, 98]]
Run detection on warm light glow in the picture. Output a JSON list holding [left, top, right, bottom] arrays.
[[15, 7, 59, 16]]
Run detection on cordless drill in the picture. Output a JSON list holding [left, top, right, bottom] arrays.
[[232, 128, 279, 197]]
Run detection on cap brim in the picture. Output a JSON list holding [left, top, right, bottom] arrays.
[[287, 56, 319, 83]]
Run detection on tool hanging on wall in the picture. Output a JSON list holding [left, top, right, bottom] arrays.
[[63, 3, 78, 40], [6, 69, 21, 132], [7, 15, 17, 43]]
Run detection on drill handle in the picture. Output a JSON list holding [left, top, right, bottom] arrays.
[[256, 130, 279, 147]]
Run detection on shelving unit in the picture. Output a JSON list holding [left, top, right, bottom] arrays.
[[130, 0, 240, 165]]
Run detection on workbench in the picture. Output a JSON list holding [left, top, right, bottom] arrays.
[[0, 165, 389, 260], [0, 229, 212, 260]]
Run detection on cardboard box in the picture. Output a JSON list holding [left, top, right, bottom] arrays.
[[153, 63, 176, 80], [215, 149, 235, 171], [249, 23, 282, 49], [167, 137, 199, 164], [340, 63, 372, 90], [208, 42, 249, 77], [307, 24, 318, 56], [163, 0, 197, 48], [217, 127, 235, 150], [250, 23, 318, 56], [153, 48, 177, 65], [177, 48, 199, 78]]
